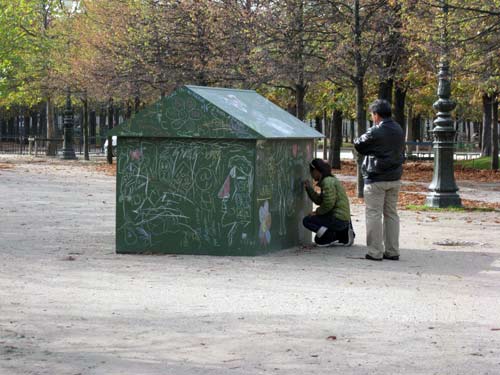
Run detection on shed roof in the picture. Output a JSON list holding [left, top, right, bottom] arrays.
[[108, 85, 323, 139]]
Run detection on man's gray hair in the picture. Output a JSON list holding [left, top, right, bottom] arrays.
[[369, 99, 392, 118]]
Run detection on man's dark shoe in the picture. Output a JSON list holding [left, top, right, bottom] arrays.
[[365, 254, 382, 261], [383, 254, 399, 261]]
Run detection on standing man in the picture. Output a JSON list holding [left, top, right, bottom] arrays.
[[354, 99, 405, 261]]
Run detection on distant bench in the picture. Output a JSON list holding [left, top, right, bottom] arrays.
[[454, 142, 481, 160], [405, 141, 481, 160], [405, 141, 433, 159]]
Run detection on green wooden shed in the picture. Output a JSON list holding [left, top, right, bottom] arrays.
[[109, 85, 323, 255]]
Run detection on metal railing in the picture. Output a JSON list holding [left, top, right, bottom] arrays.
[[0, 135, 106, 156]]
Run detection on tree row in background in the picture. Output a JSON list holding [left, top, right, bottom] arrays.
[[0, 0, 499, 171]]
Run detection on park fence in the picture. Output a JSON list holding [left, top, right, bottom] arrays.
[[0, 135, 106, 157]]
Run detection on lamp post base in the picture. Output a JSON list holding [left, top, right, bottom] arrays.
[[425, 191, 461, 208]]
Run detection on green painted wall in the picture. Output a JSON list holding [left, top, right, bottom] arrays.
[[116, 138, 257, 255], [115, 138, 314, 255], [255, 140, 313, 251]]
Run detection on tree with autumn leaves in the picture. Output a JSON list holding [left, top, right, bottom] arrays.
[[0, 0, 499, 172]]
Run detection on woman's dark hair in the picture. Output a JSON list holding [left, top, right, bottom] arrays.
[[369, 99, 392, 118], [309, 158, 332, 178]]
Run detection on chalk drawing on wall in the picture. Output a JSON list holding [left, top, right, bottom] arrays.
[[258, 200, 272, 246], [218, 167, 235, 199], [130, 149, 143, 160], [255, 140, 311, 243], [116, 138, 255, 252], [195, 167, 216, 192]]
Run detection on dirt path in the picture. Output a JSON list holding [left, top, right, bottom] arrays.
[[1, 156, 500, 375]]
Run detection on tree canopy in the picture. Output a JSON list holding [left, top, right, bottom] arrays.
[[0, 0, 499, 131]]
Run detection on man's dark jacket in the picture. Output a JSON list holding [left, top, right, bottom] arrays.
[[354, 118, 405, 184]]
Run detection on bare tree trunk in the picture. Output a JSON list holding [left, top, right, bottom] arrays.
[[394, 84, 406, 137], [314, 116, 323, 160], [405, 106, 414, 154], [9, 116, 14, 136], [31, 110, 38, 136], [323, 110, 329, 160], [46, 97, 57, 156], [26, 109, 33, 136], [481, 93, 492, 157], [343, 120, 348, 143], [355, 77, 366, 198], [125, 100, 132, 120], [354, 0, 366, 198], [378, 1, 402, 106], [134, 95, 141, 113], [295, 84, 306, 121], [350, 119, 355, 143], [330, 109, 342, 169], [14, 114, 18, 139], [478, 121, 482, 150], [410, 114, 422, 143], [492, 95, 499, 170], [90, 110, 96, 139], [107, 98, 114, 165], [39, 103, 46, 137], [314, 116, 321, 133], [114, 105, 120, 127], [378, 78, 393, 104], [82, 96, 89, 161]]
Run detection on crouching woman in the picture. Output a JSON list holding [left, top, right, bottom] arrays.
[[303, 159, 355, 247]]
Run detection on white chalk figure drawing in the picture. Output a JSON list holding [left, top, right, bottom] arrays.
[[258, 200, 272, 246], [117, 139, 254, 251]]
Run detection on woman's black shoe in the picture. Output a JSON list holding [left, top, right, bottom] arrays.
[[314, 231, 336, 247], [365, 254, 382, 261]]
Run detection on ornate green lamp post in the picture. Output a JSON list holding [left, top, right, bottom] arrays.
[[426, 0, 461, 208], [60, 90, 77, 160]]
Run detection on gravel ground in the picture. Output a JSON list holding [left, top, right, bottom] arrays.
[[1, 155, 500, 375]]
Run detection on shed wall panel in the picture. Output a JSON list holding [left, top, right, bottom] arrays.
[[116, 138, 257, 255], [254, 139, 313, 251]]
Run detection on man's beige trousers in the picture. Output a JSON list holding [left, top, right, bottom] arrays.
[[364, 180, 401, 259]]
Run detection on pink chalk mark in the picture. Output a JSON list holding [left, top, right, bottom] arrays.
[[130, 149, 142, 160], [218, 174, 231, 199]]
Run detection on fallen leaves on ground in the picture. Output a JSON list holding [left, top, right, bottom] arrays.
[[0, 162, 14, 169], [343, 181, 427, 208], [90, 162, 116, 176], [334, 160, 500, 183], [342, 176, 500, 210], [461, 199, 500, 210]]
